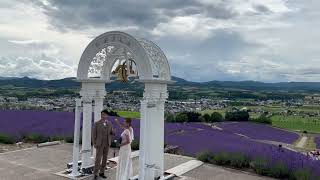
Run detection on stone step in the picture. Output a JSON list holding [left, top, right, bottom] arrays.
[[165, 160, 203, 177]]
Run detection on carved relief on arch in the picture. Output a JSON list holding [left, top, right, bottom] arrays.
[[77, 31, 169, 81], [138, 39, 171, 80]]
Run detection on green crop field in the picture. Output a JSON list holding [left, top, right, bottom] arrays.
[[116, 111, 140, 119], [271, 115, 320, 133], [200, 109, 226, 117]]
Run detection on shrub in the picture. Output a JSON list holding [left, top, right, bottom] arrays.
[[251, 157, 270, 176], [165, 113, 175, 122], [268, 162, 289, 178], [23, 133, 49, 143], [131, 139, 139, 150], [198, 116, 205, 122], [212, 152, 230, 165], [202, 113, 211, 122], [210, 112, 223, 122], [64, 136, 74, 143], [50, 136, 64, 141], [196, 151, 214, 163], [229, 153, 249, 168], [290, 169, 312, 180], [175, 113, 188, 123], [251, 115, 271, 124], [0, 134, 16, 144]]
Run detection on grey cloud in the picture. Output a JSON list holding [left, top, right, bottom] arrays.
[[253, 5, 272, 14], [31, 0, 237, 32]]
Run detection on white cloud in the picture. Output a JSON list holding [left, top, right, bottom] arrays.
[[0, 56, 75, 80], [152, 15, 236, 40]]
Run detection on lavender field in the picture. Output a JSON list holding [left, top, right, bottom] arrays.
[[1, 110, 320, 178], [165, 123, 320, 177], [0, 110, 75, 139], [316, 136, 320, 149], [216, 121, 299, 144]]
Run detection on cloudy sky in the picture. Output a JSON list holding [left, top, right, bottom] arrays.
[[0, 0, 319, 82]]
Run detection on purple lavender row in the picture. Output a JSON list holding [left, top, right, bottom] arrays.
[[315, 136, 320, 149], [216, 121, 299, 144]]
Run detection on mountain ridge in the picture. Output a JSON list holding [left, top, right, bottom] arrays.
[[1, 76, 320, 92]]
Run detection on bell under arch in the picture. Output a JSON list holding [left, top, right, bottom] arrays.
[[71, 31, 173, 180], [77, 31, 171, 82]]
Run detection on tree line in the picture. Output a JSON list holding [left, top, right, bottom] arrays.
[[166, 110, 271, 124]]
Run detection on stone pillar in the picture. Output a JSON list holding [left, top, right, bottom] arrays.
[[93, 96, 105, 158], [71, 98, 82, 176], [94, 97, 104, 122], [79, 79, 107, 171], [81, 96, 93, 171], [139, 82, 168, 180]]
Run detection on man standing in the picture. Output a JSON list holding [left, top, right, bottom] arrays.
[[92, 110, 114, 179]]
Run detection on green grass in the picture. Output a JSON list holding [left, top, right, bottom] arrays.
[[271, 115, 320, 133], [305, 136, 317, 150], [116, 111, 140, 119]]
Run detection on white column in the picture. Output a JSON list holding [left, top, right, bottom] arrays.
[[139, 82, 168, 180], [79, 80, 107, 167], [81, 96, 93, 170], [139, 100, 147, 179], [92, 97, 104, 158], [71, 98, 82, 176], [94, 97, 104, 122]]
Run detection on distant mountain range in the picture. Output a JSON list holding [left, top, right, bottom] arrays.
[[1, 76, 320, 92]]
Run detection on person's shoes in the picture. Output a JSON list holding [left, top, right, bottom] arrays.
[[93, 175, 98, 180], [99, 173, 107, 179]]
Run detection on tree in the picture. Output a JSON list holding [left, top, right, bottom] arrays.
[[198, 116, 205, 122], [203, 113, 211, 122], [236, 111, 249, 121], [225, 111, 249, 121], [175, 113, 188, 123], [210, 112, 223, 122], [165, 113, 175, 122], [184, 111, 201, 122]]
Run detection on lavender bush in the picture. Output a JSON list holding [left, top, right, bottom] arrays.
[[0, 110, 75, 139], [315, 136, 320, 149], [165, 123, 320, 178], [217, 122, 299, 144]]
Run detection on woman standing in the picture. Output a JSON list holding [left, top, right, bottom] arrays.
[[115, 118, 134, 180]]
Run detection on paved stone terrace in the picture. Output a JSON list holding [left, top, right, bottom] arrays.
[[0, 143, 273, 180]]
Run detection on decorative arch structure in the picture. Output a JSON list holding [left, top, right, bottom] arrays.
[[70, 31, 172, 179]]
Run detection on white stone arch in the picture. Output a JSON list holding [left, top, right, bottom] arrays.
[[77, 31, 171, 81], [71, 31, 172, 180]]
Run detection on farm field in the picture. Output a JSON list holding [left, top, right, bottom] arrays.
[[271, 115, 320, 133]]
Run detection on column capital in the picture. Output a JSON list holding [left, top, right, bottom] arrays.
[[143, 83, 168, 102]]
